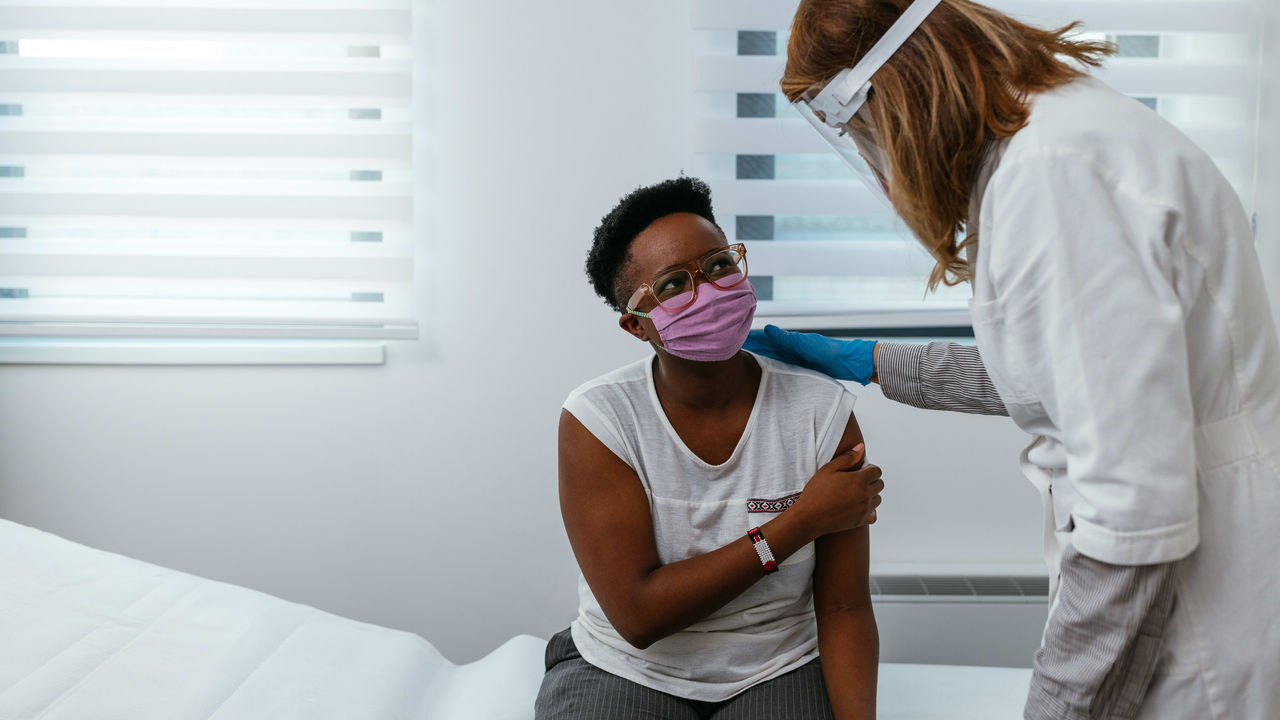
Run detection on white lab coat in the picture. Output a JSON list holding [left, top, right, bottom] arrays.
[[966, 76, 1280, 718]]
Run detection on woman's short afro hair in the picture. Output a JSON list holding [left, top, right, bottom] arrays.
[[587, 176, 721, 312]]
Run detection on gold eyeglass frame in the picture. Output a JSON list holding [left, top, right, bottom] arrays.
[[624, 243, 749, 319]]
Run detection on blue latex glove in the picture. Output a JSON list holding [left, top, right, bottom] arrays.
[[743, 324, 877, 385]]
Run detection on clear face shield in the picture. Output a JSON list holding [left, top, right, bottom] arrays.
[[793, 96, 890, 205], [791, 0, 943, 205]]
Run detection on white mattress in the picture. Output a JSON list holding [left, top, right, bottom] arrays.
[[0, 519, 542, 720], [0, 519, 1032, 719]]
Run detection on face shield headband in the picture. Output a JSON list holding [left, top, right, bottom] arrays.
[[792, 0, 944, 205]]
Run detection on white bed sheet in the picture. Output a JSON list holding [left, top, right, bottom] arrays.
[[0, 519, 1031, 719], [0, 520, 542, 720]]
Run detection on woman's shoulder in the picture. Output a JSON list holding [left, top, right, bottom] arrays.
[[753, 352, 847, 392], [753, 353, 857, 464], [753, 353, 856, 412], [560, 358, 655, 466], [563, 356, 651, 412]]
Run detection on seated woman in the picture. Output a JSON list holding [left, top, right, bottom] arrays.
[[536, 177, 884, 720]]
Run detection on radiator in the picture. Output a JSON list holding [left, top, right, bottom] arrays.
[[870, 575, 1049, 668]]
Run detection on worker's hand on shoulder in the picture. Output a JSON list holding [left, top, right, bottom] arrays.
[[793, 444, 884, 536], [744, 325, 876, 385]]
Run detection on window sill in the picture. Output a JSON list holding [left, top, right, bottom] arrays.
[[0, 339, 386, 365], [752, 309, 975, 342]]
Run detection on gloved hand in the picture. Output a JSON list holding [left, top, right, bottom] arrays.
[[743, 324, 877, 385]]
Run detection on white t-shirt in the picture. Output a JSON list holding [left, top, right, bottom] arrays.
[[562, 351, 858, 701]]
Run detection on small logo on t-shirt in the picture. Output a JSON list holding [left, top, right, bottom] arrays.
[[746, 492, 801, 513]]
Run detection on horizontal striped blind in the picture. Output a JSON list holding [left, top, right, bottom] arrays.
[[0, 0, 416, 341], [690, 0, 1262, 329]]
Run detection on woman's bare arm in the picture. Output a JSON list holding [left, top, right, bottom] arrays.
[[814, 414, 878, 720], [558, 409, 879, 649]]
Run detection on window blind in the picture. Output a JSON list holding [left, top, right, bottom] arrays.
[[690, 0, 1262, 330], [0, 0, 416, 341]]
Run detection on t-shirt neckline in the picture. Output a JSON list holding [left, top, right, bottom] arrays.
[[644, 351, 769, 470]]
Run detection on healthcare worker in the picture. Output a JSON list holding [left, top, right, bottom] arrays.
[[744, 0, 1280, 718]]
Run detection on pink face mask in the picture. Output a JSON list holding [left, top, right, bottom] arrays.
[[649, 279, 757, 362]]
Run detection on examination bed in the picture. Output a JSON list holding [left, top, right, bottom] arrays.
[[0, 519, 1033, 718]]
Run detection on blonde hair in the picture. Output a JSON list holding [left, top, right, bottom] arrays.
[[783, 0, 1113, 289]]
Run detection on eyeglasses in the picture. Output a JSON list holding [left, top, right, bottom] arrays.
[[625, 243, 749, 318]]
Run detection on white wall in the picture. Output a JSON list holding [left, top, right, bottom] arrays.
[[0, 0, 1041, 663], [1258, 0, 1280, 331]]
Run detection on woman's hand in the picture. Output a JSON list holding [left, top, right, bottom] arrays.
[[744, 325, 878, 385], [793, 444, 884, 537]]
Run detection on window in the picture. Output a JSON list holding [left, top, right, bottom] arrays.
[[690, 0, 1261, 332], [0, 0, 415, 362]]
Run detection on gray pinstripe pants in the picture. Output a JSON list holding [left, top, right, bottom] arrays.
[[534, 628, 835, 720]]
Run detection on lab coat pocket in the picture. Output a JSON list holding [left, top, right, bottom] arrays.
[[1152, 579, 1204, 679], [1049, 478, 1076, 534], [967, 298, 1037, 403]]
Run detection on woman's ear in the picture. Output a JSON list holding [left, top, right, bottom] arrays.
[[619, 312, 650, 342]]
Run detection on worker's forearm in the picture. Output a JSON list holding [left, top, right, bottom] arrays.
[[875, 341, 1009, 416], [1025, 547, 1177, 720]]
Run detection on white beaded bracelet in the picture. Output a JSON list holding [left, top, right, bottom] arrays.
[[747, 526, 778, 574]]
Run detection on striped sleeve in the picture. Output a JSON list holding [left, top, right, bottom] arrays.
[[1025, 548, 1177, 720], [876, 341, 1008, 416]]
